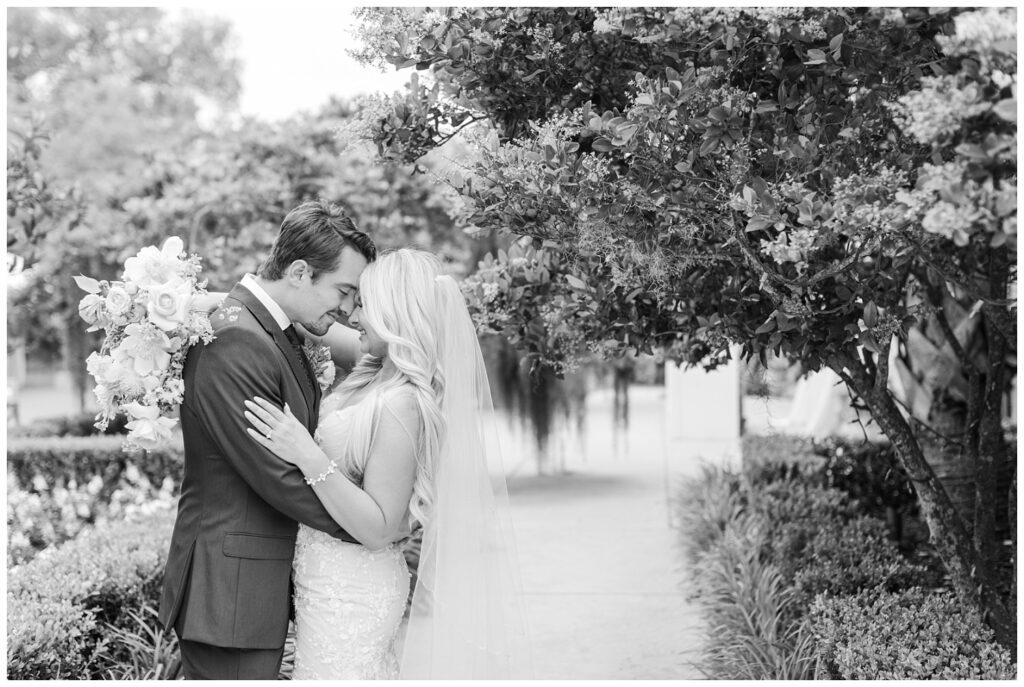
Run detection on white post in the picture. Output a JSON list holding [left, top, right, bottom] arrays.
[[664, 347, 743, 479]]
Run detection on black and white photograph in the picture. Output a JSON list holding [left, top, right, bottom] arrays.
[[6, 4, 1017, 679]]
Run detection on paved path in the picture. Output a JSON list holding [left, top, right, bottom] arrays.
[[503, 386, 706, 680]]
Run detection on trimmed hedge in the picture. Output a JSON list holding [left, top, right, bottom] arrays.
[[7, 436, 182, 565], [7, 435, 183, 492], [744, 434, 929, 554], [789, 515, 930, 612], [8, 411, 129, 438], [810, 587, 1015, 679], [7, 511, 176, 679]]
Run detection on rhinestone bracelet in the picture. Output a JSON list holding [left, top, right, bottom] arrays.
[[304, 459, 337, 486]]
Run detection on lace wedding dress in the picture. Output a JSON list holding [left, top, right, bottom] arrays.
[[291, 275, 530, 678], [291, 392, 412, 680]]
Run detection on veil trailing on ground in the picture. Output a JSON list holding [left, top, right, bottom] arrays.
[[399, 275, 532, 679]]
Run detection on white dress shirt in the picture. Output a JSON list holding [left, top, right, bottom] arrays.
[[240, 273, 291, 331]]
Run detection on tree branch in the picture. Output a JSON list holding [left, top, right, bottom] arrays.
[[874, 332, 892, 396], [729, 211, 787, 306], [913, 266, 979, 374]]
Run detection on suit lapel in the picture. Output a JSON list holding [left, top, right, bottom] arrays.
[[227, 284, 318, 429]]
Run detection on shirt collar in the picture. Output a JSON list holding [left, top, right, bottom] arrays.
[[240, 273, 292, 331]]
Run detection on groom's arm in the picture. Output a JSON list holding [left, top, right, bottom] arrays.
[[190, 326, 357, 541]]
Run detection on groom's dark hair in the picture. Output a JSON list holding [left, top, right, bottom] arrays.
[[258, 200, 376, 281]]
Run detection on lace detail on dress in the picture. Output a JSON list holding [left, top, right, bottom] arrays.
[[292, 527, 410, 679], [292, 390, 412, 679]]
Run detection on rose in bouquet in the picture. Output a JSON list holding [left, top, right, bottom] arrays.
[[76, 237, 215, 450]]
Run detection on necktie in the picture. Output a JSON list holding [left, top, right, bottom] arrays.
[[284, 325, 316, 387], [283, 324, 303, 348]]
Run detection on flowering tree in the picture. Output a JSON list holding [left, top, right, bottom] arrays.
[[354, 7, 1017, 648]]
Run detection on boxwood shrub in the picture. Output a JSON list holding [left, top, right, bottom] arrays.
[[810, 587, 1015, 679], [7, 511, 175, 680]]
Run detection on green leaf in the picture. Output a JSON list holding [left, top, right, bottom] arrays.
[[746, 215, 773, 232], [742, 185, 757, 206], [708, 106, 728, 122], [860, 330, 881, 354], [73, 275, 101, 294], [804, 49, 828, 65], [863, 300, 878, 327], [755, 318, 776, 334], [616, 123, 639, 143], [955, 142, 989, 160], [591, 137, 615, 153], [992, 98, 1016, 122], [565, 274, 588, 290], [698, 136, 720, 155]]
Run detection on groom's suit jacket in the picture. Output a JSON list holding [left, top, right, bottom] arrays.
[[158, 283, 357, 650]]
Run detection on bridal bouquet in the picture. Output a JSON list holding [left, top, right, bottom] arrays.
[[76, 237, 215, 450]]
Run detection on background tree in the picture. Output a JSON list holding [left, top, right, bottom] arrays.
[[121, 98, 467, 290], [354, 7, 1016, 650], [7, 8, 467, 413]]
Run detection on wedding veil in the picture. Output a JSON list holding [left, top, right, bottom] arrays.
[[399, 275, 532, 679]]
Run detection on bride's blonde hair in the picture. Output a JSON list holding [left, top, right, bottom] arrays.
[[333, 248, 447, 529]]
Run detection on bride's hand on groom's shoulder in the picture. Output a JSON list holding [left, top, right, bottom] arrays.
[[243, 397, 319, 469], [191, 292, 227, 314]]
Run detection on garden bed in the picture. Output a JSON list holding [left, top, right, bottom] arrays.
[[7, 435, 182, 566], [674, 435, 1015, 679]]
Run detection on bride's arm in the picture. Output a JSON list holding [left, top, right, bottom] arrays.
[[191, 291, 227, 312], [295, 322, 362, 373], [244, 395, 418, 550]]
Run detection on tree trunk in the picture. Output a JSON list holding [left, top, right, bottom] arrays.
[[976, 308, 1009, 594], [61, 278, 89, 413], [830, 356, 1016, 655], [975, 251, 1014, 610]]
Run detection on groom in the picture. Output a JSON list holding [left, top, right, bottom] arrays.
[[158, 200, 376, 679]]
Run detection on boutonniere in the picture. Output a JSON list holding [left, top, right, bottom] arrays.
[[302, 341, 336, 392]]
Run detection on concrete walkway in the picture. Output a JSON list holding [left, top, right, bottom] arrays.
[[504, 386, 706, 680]]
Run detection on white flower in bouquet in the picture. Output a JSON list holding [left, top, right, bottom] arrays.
[[78, 293, 107, 329], [124, 401, 178, 450], [146, 279, 193, 331], [115, 322, 177, 376], [104, 354, 161, 398], [105, 284, 135, 316], [93, 383, 115, 409], [85, 351, 113, 380], [122, 236, 188, 288]]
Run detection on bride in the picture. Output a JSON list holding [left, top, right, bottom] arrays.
[[241, 248, 529, 679]]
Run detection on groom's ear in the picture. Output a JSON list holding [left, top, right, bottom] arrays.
[[285, 260, 312, 286]]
